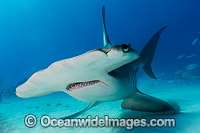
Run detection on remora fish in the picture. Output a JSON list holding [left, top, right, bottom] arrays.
[[16, 6, 177, 118], [185, 64, 198, 70], [177, 54, 185, 59], [186, 53, 197, 58], [181, 70, 200, 79]]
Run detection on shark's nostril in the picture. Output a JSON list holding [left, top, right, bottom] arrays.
[[16, 91, 20, 96], [16, 87, 21, 94], [16, 90, 20, 95]]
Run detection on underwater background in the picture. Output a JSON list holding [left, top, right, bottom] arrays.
[[0, 0, 200, 132]]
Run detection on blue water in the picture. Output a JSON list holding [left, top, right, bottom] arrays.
[[0, 0, 200, 132]]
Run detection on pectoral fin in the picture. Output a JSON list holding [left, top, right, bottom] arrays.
[[121, 92, 174, 113], [61, 101, 100, 119]]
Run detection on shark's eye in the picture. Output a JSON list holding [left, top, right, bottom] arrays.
[[122, 44, 129, 52]]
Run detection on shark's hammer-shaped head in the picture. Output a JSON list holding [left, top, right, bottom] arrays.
[[16, 44, 139, 101]]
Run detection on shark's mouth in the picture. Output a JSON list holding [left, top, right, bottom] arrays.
[[66, 80, 108, 91], [66, 80, 107, 91]]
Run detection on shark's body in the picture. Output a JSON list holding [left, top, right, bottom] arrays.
[[16, 7, 177, 118]]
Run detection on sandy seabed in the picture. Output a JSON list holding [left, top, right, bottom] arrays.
[[0, 78, 200, 133]]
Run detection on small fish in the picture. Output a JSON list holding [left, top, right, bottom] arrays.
[[181, 71, 200, 80], [192, 38, 198, 45], [175, 70, 182, 75], [185, 64, 198, 70], [177, 54, 185, 59], [186, 53, 197, 58], [56, 103, 62, 107], [160, 72, 165, 76]]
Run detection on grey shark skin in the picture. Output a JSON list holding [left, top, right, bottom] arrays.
[[16, 6, 176, 118]]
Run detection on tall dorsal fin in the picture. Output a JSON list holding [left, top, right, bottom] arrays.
[[102, 6, 113, 48]]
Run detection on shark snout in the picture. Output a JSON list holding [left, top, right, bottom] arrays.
[[15, 78, 61, 98], [16, 86, 27, 98], [16, 81, 42, 98], [16, 83, 32, 98], [16, 91, 24, 98]]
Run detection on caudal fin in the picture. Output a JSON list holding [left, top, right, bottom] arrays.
[[140, 26, 167, 79]]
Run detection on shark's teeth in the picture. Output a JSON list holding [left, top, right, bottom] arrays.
[[67, 80, 101, 91]]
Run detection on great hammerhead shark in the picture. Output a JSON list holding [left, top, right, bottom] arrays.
[[16, 6, 178, 118]]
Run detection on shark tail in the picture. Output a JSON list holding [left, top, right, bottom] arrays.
[[140, 26, 167, 79]]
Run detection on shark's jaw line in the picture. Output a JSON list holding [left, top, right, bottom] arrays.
[[66, 80, 108, 91]]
